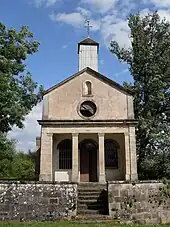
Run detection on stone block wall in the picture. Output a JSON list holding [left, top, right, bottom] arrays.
[[108, 181, 170, 224], [0, 182, 77, 221]]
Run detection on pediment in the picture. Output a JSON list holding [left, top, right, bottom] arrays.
[[44, 67, 132, 96]]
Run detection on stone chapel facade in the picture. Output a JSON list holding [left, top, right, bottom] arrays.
[[38, 38, 138, 183]]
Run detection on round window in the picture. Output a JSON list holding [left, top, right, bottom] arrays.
[[80, 101, 97, 118]]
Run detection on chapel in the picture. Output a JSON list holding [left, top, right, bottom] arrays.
[[37, 37, 138, 183]]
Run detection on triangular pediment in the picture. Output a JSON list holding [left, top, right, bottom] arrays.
[[44, 67, 132, 96]]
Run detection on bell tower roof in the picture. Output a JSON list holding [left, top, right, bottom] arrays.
[[78, 38, 99, 53]]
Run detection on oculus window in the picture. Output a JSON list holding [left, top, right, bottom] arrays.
[[80, 101, 97, 118]]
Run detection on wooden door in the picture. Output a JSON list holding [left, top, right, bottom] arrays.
[[80, 149, 89, 182], [89, 149, 97, 182]]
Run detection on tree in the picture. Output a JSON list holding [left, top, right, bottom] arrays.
[[0, 132, 15, 178], [110, 11, 170, 179], [11, 151, 36, 180], [0, 22, 43, 133]]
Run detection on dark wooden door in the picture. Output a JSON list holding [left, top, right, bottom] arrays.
[[80, 149, 89, 182], [89, 149, 97, 182], [80, 140, 97, 182]]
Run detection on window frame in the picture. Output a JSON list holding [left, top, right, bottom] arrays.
[[82, 80, 93, 97], [57, 139, 72, 170], [104, 139, 119, 169]]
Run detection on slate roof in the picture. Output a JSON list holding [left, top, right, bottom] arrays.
[[44, 67, 133, 96]]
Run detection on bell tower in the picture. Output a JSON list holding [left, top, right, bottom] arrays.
[[78, 20, 99, 72], [78, 37, 99, 72]]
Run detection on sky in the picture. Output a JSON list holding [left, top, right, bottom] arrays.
[[1, 0, 170, 152]]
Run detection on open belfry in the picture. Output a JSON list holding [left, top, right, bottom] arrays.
[[37, 35, 138, 183]]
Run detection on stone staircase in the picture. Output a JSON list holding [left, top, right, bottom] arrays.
[[76, 183, 109, 219]]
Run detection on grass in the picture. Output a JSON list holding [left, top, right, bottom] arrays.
[[1, 222, 170, 227]]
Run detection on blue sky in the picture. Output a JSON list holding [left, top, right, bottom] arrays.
[[1, 0, 170, 151]]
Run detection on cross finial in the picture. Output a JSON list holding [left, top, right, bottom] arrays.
[[85, 19, 92, 37]]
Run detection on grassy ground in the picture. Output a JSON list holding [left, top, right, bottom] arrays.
[[1, 222, 170, 227]]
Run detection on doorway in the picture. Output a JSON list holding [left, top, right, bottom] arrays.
[[79, 140, 97, 182]]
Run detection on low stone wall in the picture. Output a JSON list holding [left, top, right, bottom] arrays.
[[108, 181, 170, 224], [0, 182, 77, 221]]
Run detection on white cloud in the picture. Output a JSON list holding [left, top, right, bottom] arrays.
[[158, 9, 170, 21], [144, 0, 170, 7], [100, 17, 131, 48], [8, 103, 42, 152], [50, 11, 101, 31], [35, 0, 57, 7], [52, 12, 85, 28], [76, 7, 92, 17], [48, 0, 170, 52], [140, 8, 151, 17], [81, 0, 118, 14], [140, 8, 170, 21]]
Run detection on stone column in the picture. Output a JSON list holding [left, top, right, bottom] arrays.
[[98, 133, 106, 183], [72, 133, 79, 182], [129, 126, 138, 181], [124, 132, 131, 181], [39, 130, 53, 181]]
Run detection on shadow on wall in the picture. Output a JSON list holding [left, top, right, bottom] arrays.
[[35, 148, 40, 181], [87, 189, 109, 215]]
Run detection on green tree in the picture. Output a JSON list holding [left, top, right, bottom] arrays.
[[0, 22, 43, 179], [0, 132, 15, 178], [0, 22, 43, 133], [11, 151, 36, 180], [110, 11, 170, 179]]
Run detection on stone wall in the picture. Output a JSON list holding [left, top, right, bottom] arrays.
[[108, 181, 170, 224], [0, 182, 77, 221]]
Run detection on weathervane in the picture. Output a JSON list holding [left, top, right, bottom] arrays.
[[85, 19, 92, 37]]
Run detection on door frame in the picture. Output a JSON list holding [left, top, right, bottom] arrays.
[[79, 139, 98, 182]]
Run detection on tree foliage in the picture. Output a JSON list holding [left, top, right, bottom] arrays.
[[0, 22, 43, 180], [0, 132, 15, 178], [11, 151, 36, 180], [0, 22, 43, 133], [110, 11, 170, 179], [0, 134, 36, 180]]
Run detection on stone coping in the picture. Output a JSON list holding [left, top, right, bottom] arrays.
[[0, 180, 168, 185], [108, 180, 166, 184], [0, 180, 78, 185]]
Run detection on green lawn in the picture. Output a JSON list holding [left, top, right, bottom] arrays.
[[1, 223, 170, 227]]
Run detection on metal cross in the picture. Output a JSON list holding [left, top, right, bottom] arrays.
[[85, 20, 92, 37]]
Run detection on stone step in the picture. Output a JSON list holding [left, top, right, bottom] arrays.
[[78, 186, 106, 189], [78, 195, 102, 199], [78, 184, 107, 190], [77, 203, 103, 209], [78, 191, 103, 196], [78, 183, 106, 186], [78, 198, 103, 203], [77, 183, 108, 217], [77, 209, 104, 215], [78, 189, 106, 194], [75, 215, 112, 221]]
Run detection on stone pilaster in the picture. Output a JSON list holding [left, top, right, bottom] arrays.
[[72, 133, 79, 182], [39, 131, 53, 181], [98, 133, 106, 183], [124, 132, 131, 181], [129, 126, 138, 181]]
